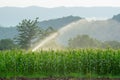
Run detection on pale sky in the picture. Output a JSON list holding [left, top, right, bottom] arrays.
[[0, 0, 120, 7]]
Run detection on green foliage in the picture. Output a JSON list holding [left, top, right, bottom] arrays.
[[68, 35, 101, 48], [0, 49, 120, 78], [15, 18, 56, 50], [68, 34, 120, 49], [0, 16, 80, 40], [0, 39, 17, 50], [103, 41, 120, 49], [44, 27, 55, 36], [39, 26, 56, 40], [16, 18, 40, 49]]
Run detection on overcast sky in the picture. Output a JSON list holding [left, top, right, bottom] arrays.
[[0, 0, 120, 7]]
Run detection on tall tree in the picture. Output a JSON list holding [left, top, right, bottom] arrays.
[[16, 18, 40, 49]]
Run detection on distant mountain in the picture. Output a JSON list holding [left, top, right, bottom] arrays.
[[0, 6, 120, 26], [39, 16, 82, 29], [112, 14, 120, 22], [1, 14, 120, 45], [0, 16, 82, 39], [0, 27, 17, 39]]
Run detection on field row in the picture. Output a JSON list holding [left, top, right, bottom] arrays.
[[0, 49, 120, 78]]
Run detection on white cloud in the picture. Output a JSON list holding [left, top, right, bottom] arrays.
[[0, 0, 120, 7]]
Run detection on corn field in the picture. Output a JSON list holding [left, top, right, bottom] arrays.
[[0, 49, 120, 78]]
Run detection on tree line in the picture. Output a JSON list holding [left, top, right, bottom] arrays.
[[68, 34, 120, 49], [0, 18, 120, 50], [0, 18, 55, 50]]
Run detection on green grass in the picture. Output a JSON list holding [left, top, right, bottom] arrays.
[[0, 49, 120, 78]]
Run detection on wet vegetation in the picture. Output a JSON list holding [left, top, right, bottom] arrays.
[[0, 49, 120, 78]]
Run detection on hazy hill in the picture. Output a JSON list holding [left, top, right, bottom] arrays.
[[0, 27, 17, 39], [112, 14, 120, 22], [56, 19, 120, 45], [0, 6, 120, 26], [1, 14, 120, 45], [39, 16, 81, 29], [0, 16, 82, 39]]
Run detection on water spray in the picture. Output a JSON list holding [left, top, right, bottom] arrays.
[[32, 19, 84, 51], [32, 33, 58, 51]]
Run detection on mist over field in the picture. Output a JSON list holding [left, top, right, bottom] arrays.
[[0, 6, 120, 50], [33, 19, 120, 50], [0, 0, 120, 78], [56, 19, 120, 45]]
